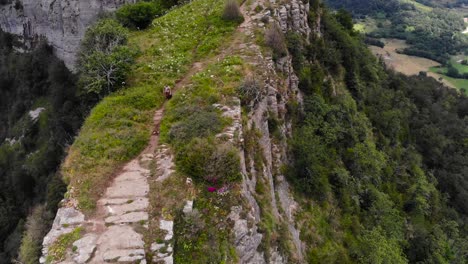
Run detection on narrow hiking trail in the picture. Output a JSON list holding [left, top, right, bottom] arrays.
[[41, 1, 271, 262], [81, 66, 196, 263]]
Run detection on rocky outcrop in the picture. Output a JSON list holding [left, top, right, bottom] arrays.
[[275, 0, 310, 39], [223, 0, 311, 262], [0, 0, 134, 69]]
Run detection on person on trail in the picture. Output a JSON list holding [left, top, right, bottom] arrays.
[[164, 85, 172, 100]]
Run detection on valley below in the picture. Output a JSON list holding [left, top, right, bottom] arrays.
[[368, 38, 458, 89]]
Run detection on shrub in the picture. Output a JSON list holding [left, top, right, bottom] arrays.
[[168, 108, 223, 144], [78, 19, 137, 97], [265, 23, 287, 59], [222, 0, 243, 22], [237, 76, 262, 106], [116, 2, 162, 29], [19, 206, 53, 264], [176, 138, 241, 184], [80, 19, 128, 52]]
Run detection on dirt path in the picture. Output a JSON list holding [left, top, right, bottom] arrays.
[[81, 58, 204, 262], [53, 3, 265, 263]]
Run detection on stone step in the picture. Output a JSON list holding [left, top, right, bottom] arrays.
[[105, 211, 148, 224], [102, 198, 149, 216]]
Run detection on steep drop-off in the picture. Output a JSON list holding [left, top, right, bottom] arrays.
[[0, 0, 134, 68]]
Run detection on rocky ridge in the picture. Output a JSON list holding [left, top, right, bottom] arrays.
[[38, 0, 315, 262], [223, 0, 313, 262]]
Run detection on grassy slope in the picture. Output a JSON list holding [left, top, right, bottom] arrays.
[[399, 0, 433, 12], [429, 60, 468, 93], [62, 0, 239, 212]]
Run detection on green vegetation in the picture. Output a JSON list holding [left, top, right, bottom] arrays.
[[161, 56, 245, 185], [326, 0, 468, 63], [174, 188, 241, 263], [157, 54, 245, 261], [429, 59, 468, 92], [222, 0, 244, 22], [78, 19, 137, 99], [400, 0, 433, 12], [116, 1, 163, 29], [46, 227, 82, 263], [428, 69, 468, 93], [177, 138, 241, 184], [64, 0, 240, 212], [18, 206, 53, 264], [286, 4, 468, 263], [0, 31, 78, 262]]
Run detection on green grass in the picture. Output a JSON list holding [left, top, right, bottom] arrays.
[[46, 227, 83, 263], [63, 0, 240, 212], [429, 64, 468, 94], [159, 56, 245, 144], [399, 0, 432, 12], [353, 24, 366, 33], [154, 53, 245, 262], [451, 60, 468, 74]]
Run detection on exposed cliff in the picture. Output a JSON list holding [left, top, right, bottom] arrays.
[[228, 0, 310, 262], [0, 0, 134, 69], [38, 0, 313, 262]]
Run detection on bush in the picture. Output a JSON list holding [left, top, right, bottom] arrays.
[[116, 2, 162, 29], [78, 19, 137, 97], [237, 76, 262, 106], [222, 0, 243, 22], [176, 138, 241, 184], [19, 206, 53, 264], [168, 109, 223, 144], [265, 23, 287, 59]]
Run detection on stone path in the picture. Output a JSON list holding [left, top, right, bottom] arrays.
[[41, 108, 166, 263], [86, 159, 151, 263], [75, 109, 168, 263]]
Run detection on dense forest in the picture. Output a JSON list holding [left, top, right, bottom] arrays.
[[285, 1, 468, 262], [326, 0, 468, 63], [0, 31, 84, 262], [417, 0, 468, 8]]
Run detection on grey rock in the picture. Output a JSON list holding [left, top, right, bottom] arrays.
[[72, 234, 98, 263], [0, 0, 135, 70], [275, 0, 310, 39], [104, 211, 148, 224], [41, 207, 85, 261], [103, 249, 145, 262], [229, 206, 265, 264], [150, 242, 165, 252], [160, 220, 174, 241], [183, 200, 193, 215]]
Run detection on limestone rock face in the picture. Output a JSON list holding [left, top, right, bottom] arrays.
[[0, 0, 135, 69], [275, 0, 310, 38]]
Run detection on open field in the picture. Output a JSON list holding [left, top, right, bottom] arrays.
[[429, 67, 468, 93], [399, 0, 432, 12], [368, 38, 459, 89]]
